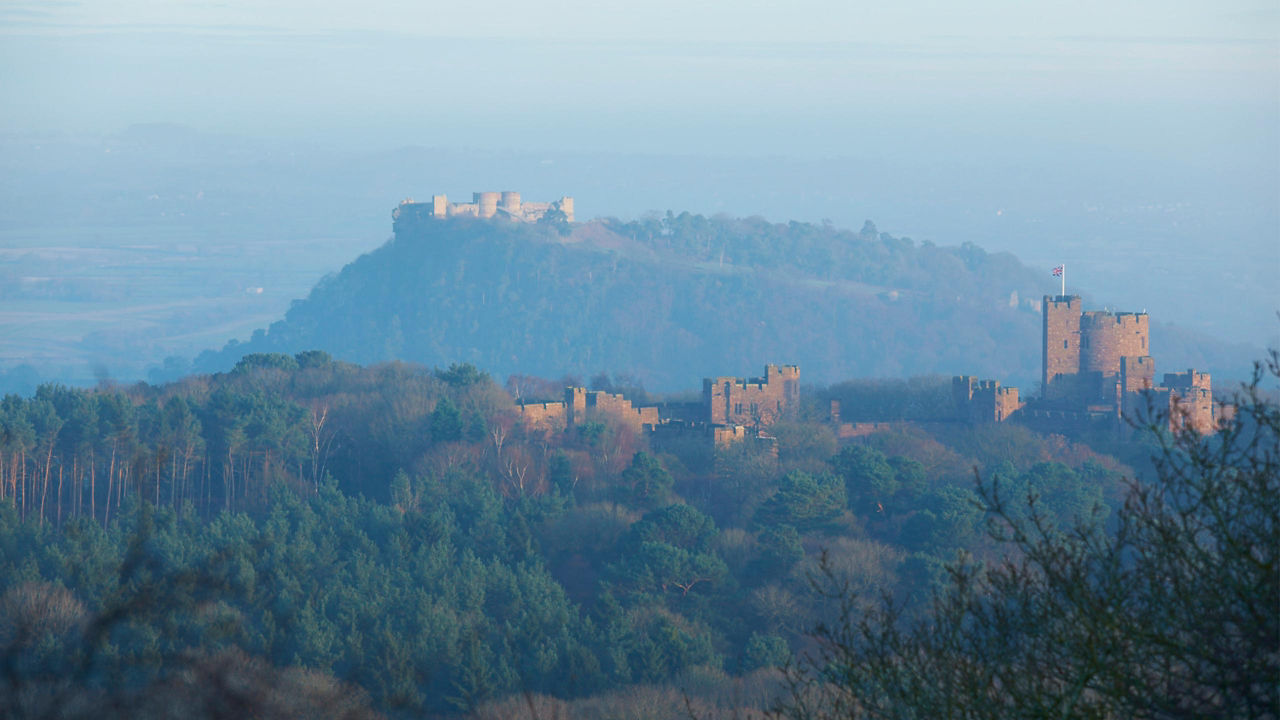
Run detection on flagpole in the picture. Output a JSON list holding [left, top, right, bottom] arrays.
[[1061, 263, 1065, 297]]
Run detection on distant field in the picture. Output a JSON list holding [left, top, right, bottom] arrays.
[[0, 224, 386, 384]]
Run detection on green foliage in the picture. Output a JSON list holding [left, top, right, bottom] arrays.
[[610, 505, 728, 606], [0, 355, 1158, 717], [1, 481, 601, 716], [436, 362, 490, 388], [603, 606, 721, 684], [234, 353, 300, 374], [748, 525, 803, 584], [429, 396, 464, 442], [781, 356, 1280, 719], [755, 471, 847, 533], [615, 452, 675, 510], [627, 503, 718, 552], [900, 485, 982, 553], [743, 632, 791, 671], [294, 350, 333, 369], [1003, 461, 1108, 528], [833, 445, 897, 514]]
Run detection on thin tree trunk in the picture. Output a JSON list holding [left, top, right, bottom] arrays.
[[180, 447, 191, 512], [104, 466, 112, 527], [102, 441, 115, 525], [85, 449, 93, 520], [225, 448, 234, 512], [57, 462, 64, 527], [40, 442, 55, 523], [170, 447, 178, 510], [19, 449, 26, 520]]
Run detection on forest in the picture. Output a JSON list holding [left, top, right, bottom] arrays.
[[5, 350, 1270, 718]]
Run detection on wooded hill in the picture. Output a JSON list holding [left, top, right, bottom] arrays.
[[187, 215, 1052, 389], [190, 213, 1253, 390]]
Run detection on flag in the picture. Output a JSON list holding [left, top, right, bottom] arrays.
[[1052, 265, 1064, 277]]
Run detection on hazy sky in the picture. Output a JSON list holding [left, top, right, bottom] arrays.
[[2, 0, 1276, 154], [1, 0, 1277, 351]]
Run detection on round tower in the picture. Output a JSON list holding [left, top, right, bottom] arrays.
[[474, 192, 500, 218], [1080, 312, 1147, 378], [500, 191, 521, 215]]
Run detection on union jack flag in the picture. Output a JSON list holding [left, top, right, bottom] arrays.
[[1052, 265, 1064, 277]]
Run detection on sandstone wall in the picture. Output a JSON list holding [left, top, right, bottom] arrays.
[[1042, 295, 1081, 401], [703, 364, 799, 426]]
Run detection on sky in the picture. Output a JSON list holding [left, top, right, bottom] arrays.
[[1, 0, 1276, 152], [0, 0, 1277, 352]]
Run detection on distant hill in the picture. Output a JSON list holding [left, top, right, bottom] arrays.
[[191, 213, 1261, 391]]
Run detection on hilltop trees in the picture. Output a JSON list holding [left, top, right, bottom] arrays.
[[190, 214, 1063, 389]]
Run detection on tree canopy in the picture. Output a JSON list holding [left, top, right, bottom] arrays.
[[782, 354, 1280, 719]]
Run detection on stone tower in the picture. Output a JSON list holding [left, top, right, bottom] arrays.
[[1042, 295, 1081, 401]]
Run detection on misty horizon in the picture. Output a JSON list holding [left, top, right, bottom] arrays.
[[1, 0, 1277, 386]]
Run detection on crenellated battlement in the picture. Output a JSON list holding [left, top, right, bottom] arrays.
[[953, 375, 1024, 422], [515, 385, 658, 435], [1037, 296, 1217, 434], [703, 364, 800, 426]]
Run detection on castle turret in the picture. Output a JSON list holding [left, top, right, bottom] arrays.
[[1121, 355, 1156, 393], [565, 386, 587, 427], [1043, 295, 1081, 400], [954, 375, 1022, 422], [474, 192, 500, 218], [1080, 311, 1149, 379]]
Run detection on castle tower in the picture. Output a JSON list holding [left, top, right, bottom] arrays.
[[703, 364, 799, 426], [1080, 311, 1149, 379], [1121, 355, 1156, 393], [1043, 295, 1081, 401], [565, 386, 587, 427], [953, 375, 979, 415], [474, 192, 500, 218], [767, 364, 801, 412], [499, 191, 521, 215]]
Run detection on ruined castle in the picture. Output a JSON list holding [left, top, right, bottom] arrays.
[[515, 365, 799, 449], [393, 191, 574, 225]]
